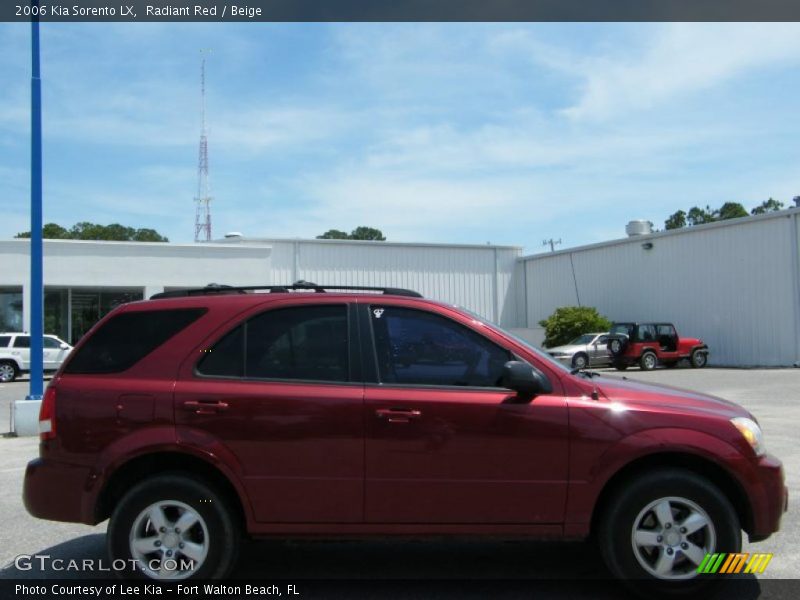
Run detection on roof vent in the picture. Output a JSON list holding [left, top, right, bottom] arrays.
[[626, 220, 653, 237]]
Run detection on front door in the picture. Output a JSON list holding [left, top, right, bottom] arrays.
[[174, 302, 364, 523], [362, 303, 569, 524]]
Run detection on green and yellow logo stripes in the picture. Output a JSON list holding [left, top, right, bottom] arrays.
[[696, 552, 773, 574]]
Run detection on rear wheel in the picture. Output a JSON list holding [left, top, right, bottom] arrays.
[[690, 349, 708, 369], [598, 468, 740, 592], [572, 353, 589, 370], [108, 474, 240, 580], [0, 361, 18, 383], [639, 351, 658, 371]]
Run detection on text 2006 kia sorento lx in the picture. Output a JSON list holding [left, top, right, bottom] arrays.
[[24, 284, 786, 586]]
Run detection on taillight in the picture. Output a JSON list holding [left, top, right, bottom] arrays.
[[39, 386, 56, 441]]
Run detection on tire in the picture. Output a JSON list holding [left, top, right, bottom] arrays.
[[608, 337, 628, 357], [0, 361, 18, 383], [108, 474, 240, 580], [639, 351, 658, 371], [613, 361, 628, 371], [690, 349, 708, 369], [598, 468, 740, 593], [572, 353, 589, 370]]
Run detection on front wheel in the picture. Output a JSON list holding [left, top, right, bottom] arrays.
[[690, 349, 708, 368], [108, 474, 240, 580], [598, 468, 740, 590]]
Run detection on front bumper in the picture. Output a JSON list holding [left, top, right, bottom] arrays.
[[747, 454, 787, 541], [23, 458, 95, 524]]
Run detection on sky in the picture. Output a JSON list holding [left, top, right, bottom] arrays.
[[0, 22, 799, 253]]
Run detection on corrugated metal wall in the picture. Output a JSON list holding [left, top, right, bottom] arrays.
[[521, 211, 800, 367], [263, 240, 522, 327]]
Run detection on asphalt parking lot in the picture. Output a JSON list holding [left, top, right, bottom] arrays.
[[0, 367, 797, 592]]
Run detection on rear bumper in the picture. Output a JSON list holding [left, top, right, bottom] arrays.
[[23, 458, 95, 524], [747, 454, 787, 541]]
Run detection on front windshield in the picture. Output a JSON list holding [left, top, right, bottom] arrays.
[[610, 323, 633, 336], [568, 334, 596, 345]]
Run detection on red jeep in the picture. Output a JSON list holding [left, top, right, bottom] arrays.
[[23, 284, 782, 588], [607, 322, 709, 371]]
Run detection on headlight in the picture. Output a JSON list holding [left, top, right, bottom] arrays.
[[731, 417, 766, 457]]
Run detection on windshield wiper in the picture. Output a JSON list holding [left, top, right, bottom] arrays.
[[571, 368, 601, 378]]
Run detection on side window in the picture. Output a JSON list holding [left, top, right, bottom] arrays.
[[43, 337, 61, 349], [0, 335, 10, 348], [371, 306, 511, 387], [198, 305, 349, 383], [13, 336, 30, 348], [657, 325, 676, 337], [596, 335, 608, 345], [65, 309, 206, 374], [638, 325, 657, 342]]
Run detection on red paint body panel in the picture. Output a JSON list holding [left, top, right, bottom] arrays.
[[22, 292, 786, 548]]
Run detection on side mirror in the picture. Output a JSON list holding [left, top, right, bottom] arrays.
[[501, 361, 553, 398], [59, 343, 69, 350]]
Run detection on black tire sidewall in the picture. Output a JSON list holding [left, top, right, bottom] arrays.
[[108, 474, 239, 580], [599, 469, 741, 590]]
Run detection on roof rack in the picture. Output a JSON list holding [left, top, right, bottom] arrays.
[[150, 281, 423, 299]]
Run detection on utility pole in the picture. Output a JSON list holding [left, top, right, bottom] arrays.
[[194, 50, 212, 242], [543, 238, 562, 252]]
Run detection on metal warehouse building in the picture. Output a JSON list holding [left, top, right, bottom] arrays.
[[1, 207, 798, 367]]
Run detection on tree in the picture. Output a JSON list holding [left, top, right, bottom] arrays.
[[664, 210, 686, 230], [751, 198, 784, 215], [686, 206, 716, 226], [538, 306, 613, 349], [316, 226, 386, 241], [16, 221, 168, 242], [316, 229, 350, 240], [349, 226, 386, 241], [716, 202, 748, 220]]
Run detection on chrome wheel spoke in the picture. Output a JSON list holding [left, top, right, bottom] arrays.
[[680, 512, 708, 536], [653, 500, 673, 527], [132, 536, 160, 554], [147, 505, 169, 532], [179, 541, 205, 562], [634, 530, 661, 547], [174, 510, 199, 533], [654, 549, 677, 575], [682, 541, 706, 566]]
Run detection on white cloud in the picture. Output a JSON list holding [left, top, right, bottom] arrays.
[[563, 23, 800, 121]]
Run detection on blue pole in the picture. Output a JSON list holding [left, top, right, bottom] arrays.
[[27, 7, 43, 401]]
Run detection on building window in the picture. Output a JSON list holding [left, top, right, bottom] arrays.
[[45, 288, 69, 341], [0, 288, 23, 332]]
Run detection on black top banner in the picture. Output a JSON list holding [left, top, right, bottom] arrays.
[[2, 0, 800, 22]]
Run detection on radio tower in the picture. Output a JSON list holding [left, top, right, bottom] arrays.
[[194, 51, 212, 242]]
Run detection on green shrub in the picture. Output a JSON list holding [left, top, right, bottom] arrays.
[[538, 306, 612, 348]]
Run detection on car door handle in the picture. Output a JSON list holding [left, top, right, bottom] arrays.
[[375, 408, 422, 423], [182, 400, 229, 415]]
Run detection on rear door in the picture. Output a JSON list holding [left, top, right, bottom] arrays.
[[11, 335, 30, 370], [362, 301, 569, 524], [174, 300, 365, 523]]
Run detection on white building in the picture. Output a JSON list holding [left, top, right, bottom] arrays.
[[1, 207, 798, 367]]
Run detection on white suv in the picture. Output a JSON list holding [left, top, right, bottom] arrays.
[[0, 333, 73, 383]]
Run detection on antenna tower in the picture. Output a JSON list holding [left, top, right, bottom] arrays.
[[194, 50, 212, 242]]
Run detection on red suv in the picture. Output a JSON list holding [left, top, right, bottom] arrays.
[[607, 322, 709, 371], [23, 284, 785, 588]]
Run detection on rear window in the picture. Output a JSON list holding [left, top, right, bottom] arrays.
[[0, 336, 10, 348], [64, 308, 206, 374]]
